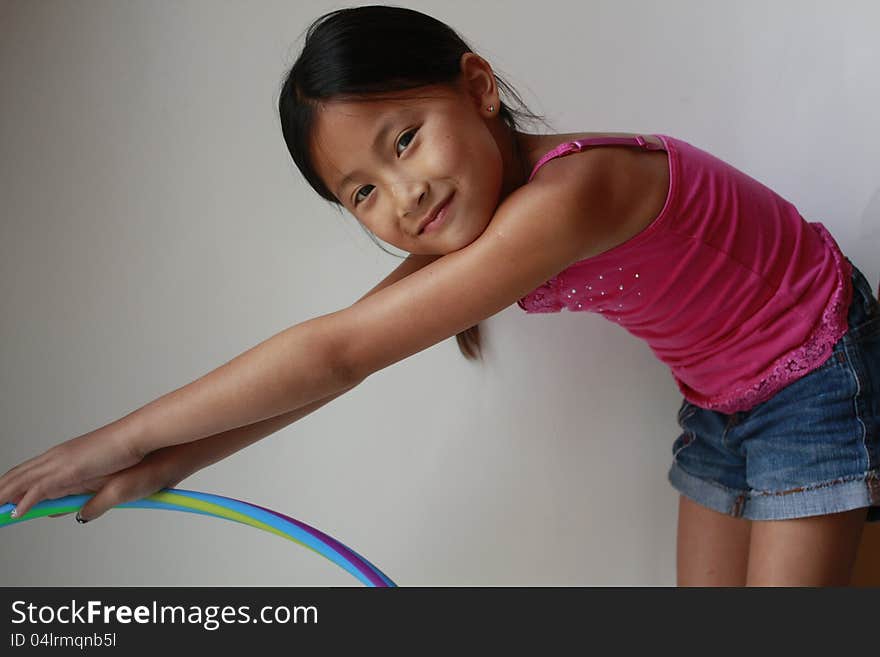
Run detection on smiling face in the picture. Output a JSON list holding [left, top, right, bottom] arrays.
[[310, 53, 533, 255]]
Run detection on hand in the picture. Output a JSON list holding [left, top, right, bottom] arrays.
[[46, 447, 191, 522], [0, 425, 146, 522]]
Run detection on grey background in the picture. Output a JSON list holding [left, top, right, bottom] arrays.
[[1, 0, 878, 585]]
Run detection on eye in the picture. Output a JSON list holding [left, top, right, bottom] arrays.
[[394, 127, 417, 156], [352, 127, 419, 206]]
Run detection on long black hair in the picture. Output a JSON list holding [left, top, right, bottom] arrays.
[[278, 4, 553, 361]]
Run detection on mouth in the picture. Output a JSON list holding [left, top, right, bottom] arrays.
[[419, 194, 454, 235]]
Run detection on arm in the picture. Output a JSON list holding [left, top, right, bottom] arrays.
[[125, 165, 597, 456], [0, 254, 438, 521], [356, 253, 443, 300], [122, 256, 443, 456], [0, 168, 601, 520], [144, 254, 440, 478], [159, 382, 357, 482], [336, 171, 600, 381]]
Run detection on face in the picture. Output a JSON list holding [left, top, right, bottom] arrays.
[[310, 53, 525, 256]]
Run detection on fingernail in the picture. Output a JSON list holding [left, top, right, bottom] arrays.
[[75, 512, 89, 524]]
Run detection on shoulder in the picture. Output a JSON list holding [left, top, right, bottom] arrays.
[[527, 141, 634, 211], [501, 146, 619, 261], [524, 141, 671, 262], [337, 149, 613, 378]]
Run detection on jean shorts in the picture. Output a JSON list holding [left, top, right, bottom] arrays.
[[668, 258, 880, 521]]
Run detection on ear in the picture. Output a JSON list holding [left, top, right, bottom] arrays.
[[458, 52, 499, 115]]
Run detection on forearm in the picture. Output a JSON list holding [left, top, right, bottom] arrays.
[[126, 314, 355, 455], [114, 256, 433, 459], [161, 382, 357, 481]]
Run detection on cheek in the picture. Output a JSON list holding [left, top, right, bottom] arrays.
[[434, 127, 501, 194], [466, 140, 504, 211], [429, 130, 465, 173]]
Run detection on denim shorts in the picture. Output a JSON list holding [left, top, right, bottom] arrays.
[[667, 258, 880, 521]]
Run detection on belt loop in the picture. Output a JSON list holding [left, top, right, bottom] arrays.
[[867, 471, 880, 506]]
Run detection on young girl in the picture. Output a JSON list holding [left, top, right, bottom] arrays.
[[2, 5, 879, 586]]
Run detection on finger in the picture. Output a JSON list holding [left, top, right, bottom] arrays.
[[1, 446, 59, 480], [77, 480, 127, 523], [0, 460, 43, 504], [31, 478, 108, 519], [10, 485, 45, 520], [0, 454, 43, 482], [1, 442, 84, 500], [77, 465, 164, 523], [50, 480, 105, 519], [3, 461, 60, 514], [7, 461, 86, 520], [0, 451, 60, 506]]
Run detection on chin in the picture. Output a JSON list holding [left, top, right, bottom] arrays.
[[450, 228, 485, 252]]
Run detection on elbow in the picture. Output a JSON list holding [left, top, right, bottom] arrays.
[[324, 338, 363, 389], [330, 351, 365, 389], [317, 309, 367, 387]]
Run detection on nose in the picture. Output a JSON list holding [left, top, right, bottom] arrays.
[[393, 180, 428, 223]]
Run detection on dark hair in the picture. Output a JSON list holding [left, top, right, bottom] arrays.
[[277, 4, 552, 362]]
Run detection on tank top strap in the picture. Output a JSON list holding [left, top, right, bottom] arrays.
[[528, 134, 665, 183]]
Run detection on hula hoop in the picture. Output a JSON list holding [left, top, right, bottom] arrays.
[[0, 488, 396, 587]]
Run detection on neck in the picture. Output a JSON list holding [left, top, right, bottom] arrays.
[[489, 121, 536, 205]]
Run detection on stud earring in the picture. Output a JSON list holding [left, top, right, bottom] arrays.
[[488, 104, 495, 112]]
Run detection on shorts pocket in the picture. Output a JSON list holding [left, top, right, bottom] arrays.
[[848, 262, 880, 342], [677, 398, 698, 426], [671, 430, 696, 461]]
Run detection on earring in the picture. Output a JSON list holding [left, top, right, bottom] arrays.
[[488, 104, 495, 112]]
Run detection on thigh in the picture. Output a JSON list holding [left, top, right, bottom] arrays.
[[746, 507, 868, 586], [677, 494, 752, 586]]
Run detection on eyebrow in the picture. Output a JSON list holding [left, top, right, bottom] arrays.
[[335, 116, 400, 200]]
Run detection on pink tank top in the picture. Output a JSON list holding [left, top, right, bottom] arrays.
[[517, 134, 853, 414]]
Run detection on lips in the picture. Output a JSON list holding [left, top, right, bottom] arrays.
[[418, 194, 454, 235]]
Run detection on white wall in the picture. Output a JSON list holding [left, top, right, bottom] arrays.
[[1, 0, 878, 586]]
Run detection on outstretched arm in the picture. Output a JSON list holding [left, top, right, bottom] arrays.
[[0, 254, 433, 520], [0, 166, 599, 518], [126, 254, 445, 454], [130, 255, 440, 480], [138, 253, 444, 476], [129, 169, 595, 455]]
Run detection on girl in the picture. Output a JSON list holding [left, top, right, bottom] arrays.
[[2, 5, 879, 587]]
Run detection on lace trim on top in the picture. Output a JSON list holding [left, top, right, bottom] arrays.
[[517, 277, 561, 313], [686, 222, 853, 414]]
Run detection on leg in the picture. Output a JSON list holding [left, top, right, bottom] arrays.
[[676, 494, 752, 586], [746, 507, 868, 586]]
